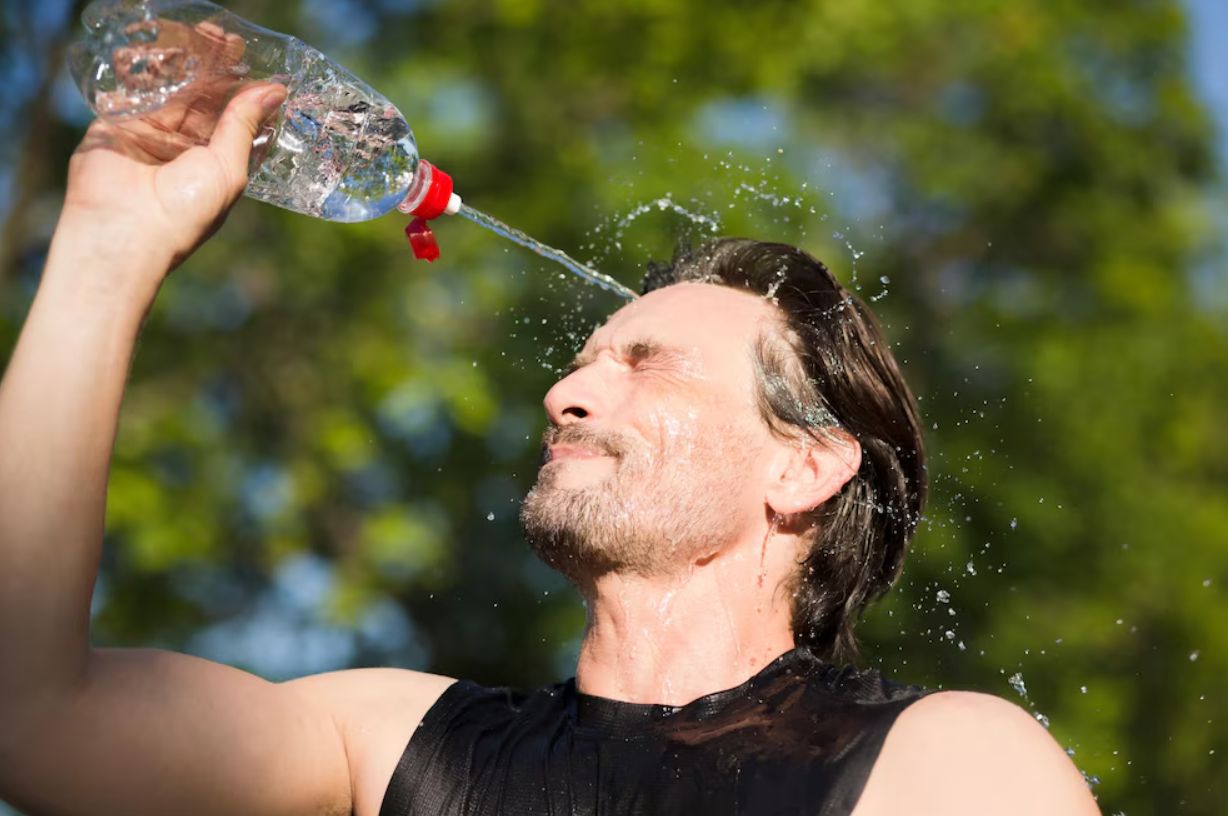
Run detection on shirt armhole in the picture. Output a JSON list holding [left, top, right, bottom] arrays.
[[378, 680, 485, 816], [824, 691, 936, 816]]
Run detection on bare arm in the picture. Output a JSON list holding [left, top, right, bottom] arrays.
[[853, 690, 1102, 816], [0, 85, 449, 815]]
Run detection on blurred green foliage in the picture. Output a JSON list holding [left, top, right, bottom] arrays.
[[2, 0, 1227, 813]]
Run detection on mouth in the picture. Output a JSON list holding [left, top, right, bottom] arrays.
[[546, 444, 610, 462]]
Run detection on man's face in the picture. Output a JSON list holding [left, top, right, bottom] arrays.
[[520, 282, 781, 582]]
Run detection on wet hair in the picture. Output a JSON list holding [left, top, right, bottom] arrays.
[[641, 238, 927, 665]]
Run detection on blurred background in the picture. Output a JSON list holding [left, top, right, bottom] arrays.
[[2, 0, 1226, 812]]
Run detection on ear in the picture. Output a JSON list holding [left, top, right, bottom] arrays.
[[764, 430, 862, 517]]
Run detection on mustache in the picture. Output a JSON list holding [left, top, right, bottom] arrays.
[[538, 424, 631, 466]]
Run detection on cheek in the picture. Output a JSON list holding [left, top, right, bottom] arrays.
[[645, 409, 760, 479], [628, 381, 761, 469], [642, 404, 703, 463]]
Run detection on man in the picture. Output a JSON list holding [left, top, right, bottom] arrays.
[[0, 86, 1099, 815]]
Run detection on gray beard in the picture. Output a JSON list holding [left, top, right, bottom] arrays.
[[519, 450, 745, 584], [520, 466, 657, 581]]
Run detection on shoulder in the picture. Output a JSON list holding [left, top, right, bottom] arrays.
[[283, 668, 457, 816], [852, 690, 1102, 816]]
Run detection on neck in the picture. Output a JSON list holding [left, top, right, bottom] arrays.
[[573, 532, 799, 706]]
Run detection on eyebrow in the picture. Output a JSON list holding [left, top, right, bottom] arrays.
[[565, 339, 689, 375]]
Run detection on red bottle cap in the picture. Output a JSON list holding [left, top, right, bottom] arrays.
[[409, 161, 455, 220], [405, 217, 440, 262]]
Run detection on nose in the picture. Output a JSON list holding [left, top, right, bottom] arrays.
[[543, 363, 609, 426]]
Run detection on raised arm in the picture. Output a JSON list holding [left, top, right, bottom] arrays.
[[0, 85, 450, 816]]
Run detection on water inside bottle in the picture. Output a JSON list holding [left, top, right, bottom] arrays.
[[73, 7, 420, 224], [247, 45, 420, 223]]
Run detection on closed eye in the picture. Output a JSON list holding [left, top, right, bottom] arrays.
[[625, 341, 661, 367], [626, 341, 697, 379], [562, 339, 694, 377]]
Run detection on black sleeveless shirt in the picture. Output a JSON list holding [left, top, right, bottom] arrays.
[[379, 648, 932, 816]]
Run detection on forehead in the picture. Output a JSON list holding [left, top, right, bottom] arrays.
[[582, 282, 777, 365]]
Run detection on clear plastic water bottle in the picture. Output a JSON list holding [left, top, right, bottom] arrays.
[[67, 0, 460, 234]]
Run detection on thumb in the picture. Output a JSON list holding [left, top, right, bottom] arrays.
[[208, 83, 287, 190]]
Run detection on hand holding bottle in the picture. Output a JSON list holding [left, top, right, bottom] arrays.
[[58, 77, 285, 303]]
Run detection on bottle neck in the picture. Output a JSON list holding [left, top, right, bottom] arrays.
[[396, 161, 435, 215], [397, 160, 462, 218]]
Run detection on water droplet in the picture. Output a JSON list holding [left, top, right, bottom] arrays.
[[1190, 650, 1200, 661], [1008, 672, 1028, 697], [1009, 518, 1018, 530], [935, 589, 951, 603], [485, 512, 495, 521]]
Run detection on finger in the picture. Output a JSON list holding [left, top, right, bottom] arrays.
[[196, 21, 229, 72], [223, 29, 247, 64], [194, 20, 233, 65], [178, 74, 247, 142], [184, 30, 251, 136], [157, 23, 244, 135], [193, 22, 247, 74], [207, 83, 286, 184], [178, 89, 228, 143], [82, 116, 192, 165]]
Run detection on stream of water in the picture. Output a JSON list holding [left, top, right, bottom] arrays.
[[457, 205, 639, 301]]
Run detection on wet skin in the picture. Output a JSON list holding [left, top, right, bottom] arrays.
[[542, 281, 775, 507], [531, 282, 854, 706]]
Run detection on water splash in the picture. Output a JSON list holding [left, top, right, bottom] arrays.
[[583, 194, 723, 262], [615, 196, 723, 235], [458, 204, 638, 301]]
